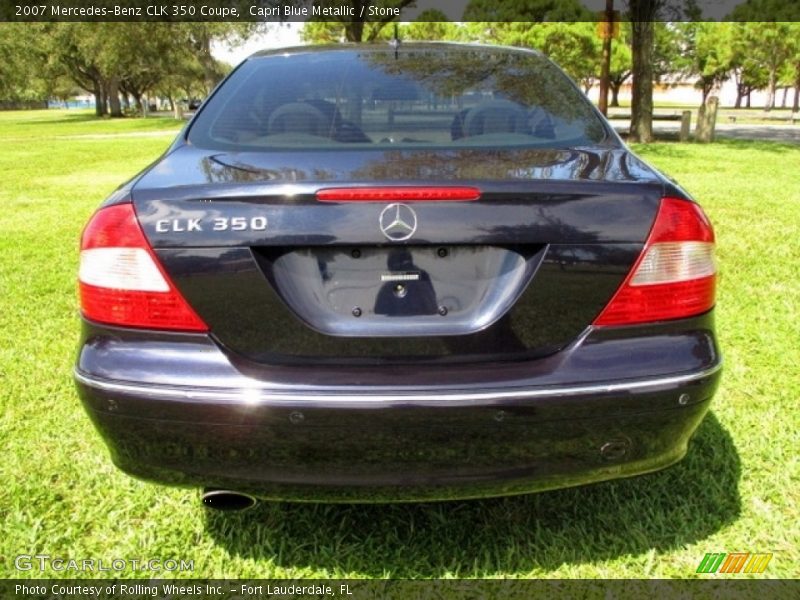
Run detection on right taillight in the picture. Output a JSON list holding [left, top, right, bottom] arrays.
[[593, 197, 716, 326]]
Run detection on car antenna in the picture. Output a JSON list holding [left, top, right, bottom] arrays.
[[389, 23, 401, 59]]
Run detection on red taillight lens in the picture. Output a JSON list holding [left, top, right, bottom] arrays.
[[78, 204, 208, 332], [593, 197, 716, 326], [316, 186, 481, 202]]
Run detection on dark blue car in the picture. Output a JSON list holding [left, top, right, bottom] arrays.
[[74, 44, 720, 510]]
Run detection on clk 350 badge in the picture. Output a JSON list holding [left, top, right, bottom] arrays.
[[155, 217, 268, 233]]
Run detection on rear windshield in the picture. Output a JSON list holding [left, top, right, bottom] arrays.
[[188, 46, 608, 151]]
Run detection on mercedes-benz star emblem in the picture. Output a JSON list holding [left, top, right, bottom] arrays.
[[379, 203, 418, 241]]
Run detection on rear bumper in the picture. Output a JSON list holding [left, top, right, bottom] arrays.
[[74, 361, 721, 502]]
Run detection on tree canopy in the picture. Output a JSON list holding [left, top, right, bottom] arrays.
[[0, 22, 261, 115]]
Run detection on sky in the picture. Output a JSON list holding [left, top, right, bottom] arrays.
[[212, 24, 304, 67]]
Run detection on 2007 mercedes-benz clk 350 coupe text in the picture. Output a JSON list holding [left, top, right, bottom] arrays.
[[74, 44, 720, 508]]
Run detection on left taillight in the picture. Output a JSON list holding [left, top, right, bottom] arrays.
[[78, 203, 208, 332]]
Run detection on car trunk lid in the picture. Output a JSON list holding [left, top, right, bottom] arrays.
[[131, 146, 663, 365]]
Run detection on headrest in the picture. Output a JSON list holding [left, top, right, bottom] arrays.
[[268, 102, 328, 136], [463, 100, 530, 137]]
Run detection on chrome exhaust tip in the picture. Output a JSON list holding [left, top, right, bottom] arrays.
[[201, 489, 257, 512]]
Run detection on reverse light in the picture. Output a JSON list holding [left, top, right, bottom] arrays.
[[593, 197, 716, 326], [78, 203, 208, 332], [316, 186, 481, 202]]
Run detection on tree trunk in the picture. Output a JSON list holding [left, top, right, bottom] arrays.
[[93, 86, 103, 116], [172, 95, 183, 120], [780, 86, 788, 108], [108, 77, 122, 118], [700, 83, 711, 107], [746, 91, 751, 108], [610, 82, 621, 107], [629, 18, 654, 143], [735, 83, 745, 109], [794, 64, 800, 112], [346, 21, 365, 42], [95, 85, 107, 117], [764, 69, 776, 111]]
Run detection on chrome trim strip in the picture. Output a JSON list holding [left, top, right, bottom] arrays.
[[74, 362, 721, 406]]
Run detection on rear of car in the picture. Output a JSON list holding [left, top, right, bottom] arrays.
[[74, 44, 720, 503]]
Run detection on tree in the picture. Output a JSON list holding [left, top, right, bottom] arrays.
[[41, 24, 109, 116], [739, 23, 794, 111], [728, 22, 769, 109], [37, 23, 260, 117], [457, 20, 600, 89], [399, 10, 460, 41], [93, 24, 182, 116], [0, 24, 50, 103], [731, 0, 800, 111], [652, 23, 682, 81], [731, 23, 768, 108], [40, 24, 169, 116], [731, 55, 768, 109], [790, 24, 800, 112], [675, 22, 736, 107], [608, 23, 632, 107], [606, 22, 679, 108], [173, 23, 260, 93], [152, 54, 209, 118], [519, 23, 599, 89]]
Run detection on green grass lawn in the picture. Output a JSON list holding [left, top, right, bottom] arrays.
[[1, 110, 798, 580]]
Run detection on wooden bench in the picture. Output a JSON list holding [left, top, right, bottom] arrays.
[[608, 111, 694, 141]]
